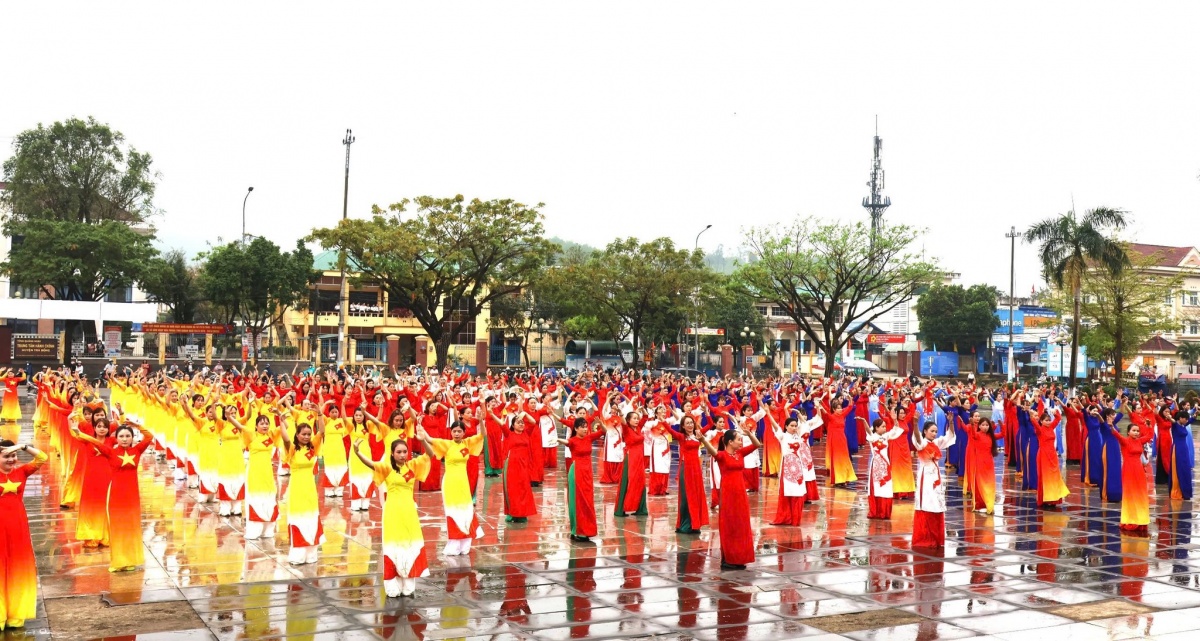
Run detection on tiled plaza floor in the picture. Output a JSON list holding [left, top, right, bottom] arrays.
[[6, 396, 1200, 640]]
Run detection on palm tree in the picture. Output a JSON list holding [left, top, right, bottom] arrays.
[[1178, 342, 1200, 374], [1025, 207, 1128, 390]]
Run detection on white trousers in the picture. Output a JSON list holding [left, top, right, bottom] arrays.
[[244, 520, 276, 540], [288, 545, 320, 565], [444, 538, 472, 556], [385, 577, 417, 598]]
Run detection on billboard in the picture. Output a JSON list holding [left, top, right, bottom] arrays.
[[1045, 344, 1088, 378], [996, 309, 1024, 334], [13, 336, 59, 360], [1022, 308, 1058, 329]]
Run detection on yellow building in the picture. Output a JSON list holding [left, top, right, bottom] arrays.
[[279, 251, 494, 368]]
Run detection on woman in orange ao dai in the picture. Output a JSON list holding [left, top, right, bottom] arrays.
[[1108, 410, 1155, 535], [0, 440, 48, 631], [71, 422, 156, 572]]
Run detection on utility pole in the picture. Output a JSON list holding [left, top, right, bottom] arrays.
[[1005, 226, 1019, 381], [693, 224, 712, 369], [337, 129, 355, 367], [862, 117, 891, 246]]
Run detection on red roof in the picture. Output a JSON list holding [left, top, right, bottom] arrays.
[[1139, 335, 1178, 353], [1127, 243, 1196, 268]]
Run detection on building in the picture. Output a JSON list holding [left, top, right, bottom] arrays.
[[757, 272, 960, 374], [280, 250, 528, 369], [0, 181, 158, 354], [1116, 243, 1200, 377]]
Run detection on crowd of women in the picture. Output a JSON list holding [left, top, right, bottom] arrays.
[[0, 363, 1193, 632]]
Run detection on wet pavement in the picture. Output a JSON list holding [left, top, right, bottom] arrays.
[[7, 398, 1200, 640]]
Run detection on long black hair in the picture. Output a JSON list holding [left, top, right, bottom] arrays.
[[978, 417, 998, 456]]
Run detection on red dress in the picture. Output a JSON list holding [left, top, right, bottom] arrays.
[[669, 428, 709, 532], [566, 431, 606, 537], [715, 445, 758, 565], [614, 422, 648, 517], [525, 404, 546, 483], [502, 430, 536, 518], [966, 427, 996, 513], [1114, 427, 1155, 535], [75, 430, 116, 544], [1035, 419, 1069, 506], [1064, 406, 1083, 463], [94, 437, 155, 569], [419, 411, 445, 491], [483, 412, 505, 475], [0, 452, 48, 625]]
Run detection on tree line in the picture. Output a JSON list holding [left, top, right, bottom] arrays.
[[8, 117, 1182, 377]]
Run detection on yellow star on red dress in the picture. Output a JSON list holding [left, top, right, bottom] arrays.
[[118, 452, 138, 467], [0, 478, 21, 495]]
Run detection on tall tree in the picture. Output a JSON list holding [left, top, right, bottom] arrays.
[[199, 238, 315, 363], [539, 237, 711, 364], [914, 284, 1001, 353], [141, 249, 201, 323], [309, 195, 558, 368], [0, 117, 159, 352], [738, 217, 940, 373], [1025, 208, 1128, 389], [1045, 244, 1182, 374]]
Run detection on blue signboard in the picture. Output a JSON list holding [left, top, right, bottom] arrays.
[[996, 309, 1024, 334], [920, 350, 959, 377]]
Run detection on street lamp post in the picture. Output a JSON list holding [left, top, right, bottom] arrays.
[[337, 129, 355, 366], [1005, 226, 1019, 381], [241, 187, 254, 245]]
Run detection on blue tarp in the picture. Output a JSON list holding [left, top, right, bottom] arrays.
[[920, 350, 959, 377]]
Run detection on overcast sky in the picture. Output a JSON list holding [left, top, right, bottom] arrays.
[[3, 2, 1198, 297]]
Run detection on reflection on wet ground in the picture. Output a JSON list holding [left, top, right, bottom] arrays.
[[8, 400, 1200, 640]]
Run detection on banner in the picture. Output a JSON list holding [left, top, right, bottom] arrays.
[[141, 323, 232, 335], [104, 326, 122, 357], [685, 328, 726, 336], [865, 334, 905, 345]]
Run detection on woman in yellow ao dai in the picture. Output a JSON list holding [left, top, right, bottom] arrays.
[[419, 421, 485, 556], [353, 437, 430, 598]]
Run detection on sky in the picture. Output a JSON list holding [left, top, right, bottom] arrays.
[[2, 2, 1198, 297]]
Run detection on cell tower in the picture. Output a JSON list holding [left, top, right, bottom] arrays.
[[862, 117, 891, 241]]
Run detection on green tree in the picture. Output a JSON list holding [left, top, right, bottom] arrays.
[[1025, 208, 1129, 389], [488, 287, 559, 367], [141, 249, 200, 323], [914, 284, 1000, 353], [1177, 341, 1200, 374], [739, 217, 940, 374], [697, 277, 764, 352], [1044, 244, 1183, 373], [309, 195, 558, 368], [0, 117, 159, 353], [539, 237, 711, 365], [199, 238, 315, 363]]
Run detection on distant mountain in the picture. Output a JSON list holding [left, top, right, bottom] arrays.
[[546, 236, 753, 273]]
